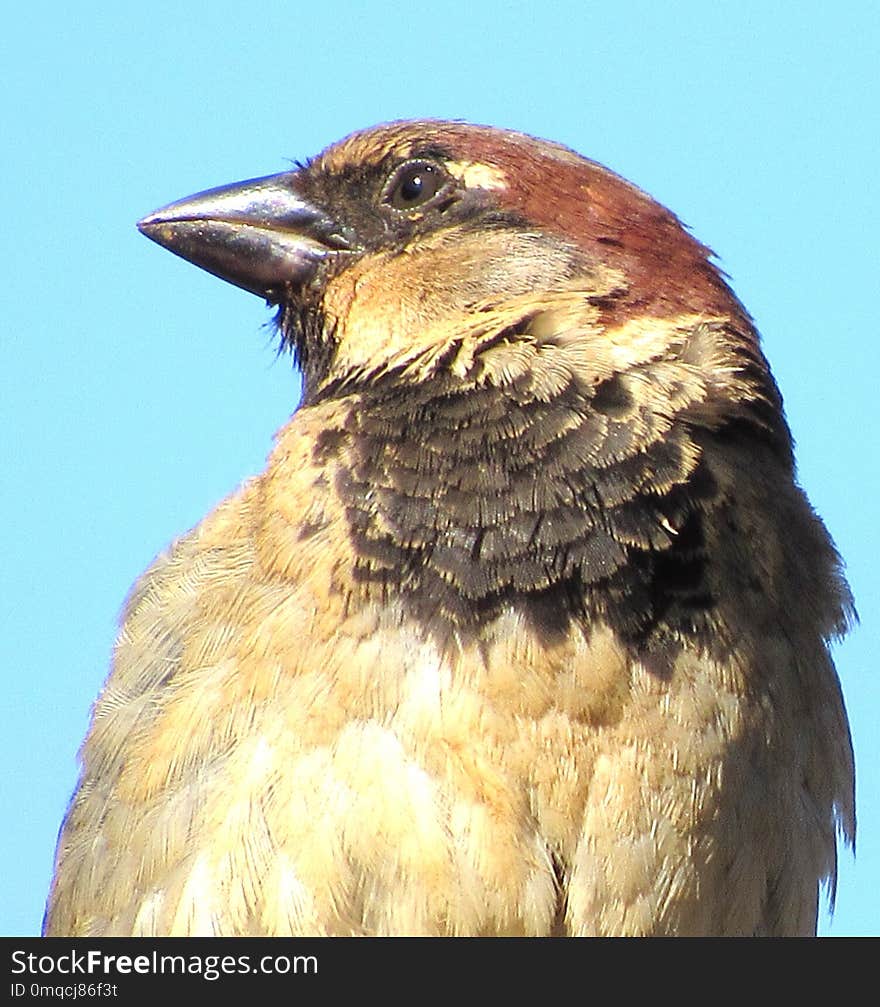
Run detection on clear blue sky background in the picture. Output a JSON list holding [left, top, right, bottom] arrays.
[[2, 1, 877, 937]]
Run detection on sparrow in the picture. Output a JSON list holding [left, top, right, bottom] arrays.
[[44, 120, 854, 936]]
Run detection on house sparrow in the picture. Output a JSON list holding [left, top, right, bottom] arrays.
[[44, 120, 854, 936]]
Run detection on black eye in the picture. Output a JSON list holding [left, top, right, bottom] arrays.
[[384, 160, 446, 210]]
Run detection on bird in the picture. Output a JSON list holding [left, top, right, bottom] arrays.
[[44, 119, 854, 937]]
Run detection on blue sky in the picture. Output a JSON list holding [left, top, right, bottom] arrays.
[[2, 1, 877, 936]]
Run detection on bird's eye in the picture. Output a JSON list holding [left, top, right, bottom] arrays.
[[383, 161, 447, 211]]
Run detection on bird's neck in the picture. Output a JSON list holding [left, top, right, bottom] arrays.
[[290, 312, 793, 655]]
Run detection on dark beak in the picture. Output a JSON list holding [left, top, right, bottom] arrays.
[[137, 173, 354, 300]]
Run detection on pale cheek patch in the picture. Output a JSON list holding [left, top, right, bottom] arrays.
[[446, 160, 508, 191]]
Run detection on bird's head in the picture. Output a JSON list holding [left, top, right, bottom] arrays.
[[138, 119, 759, 405]]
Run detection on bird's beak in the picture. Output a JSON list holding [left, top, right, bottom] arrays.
[[137, 173, 354, 300]]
